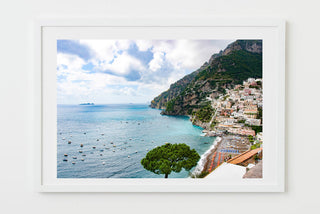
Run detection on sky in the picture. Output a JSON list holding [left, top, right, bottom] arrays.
[[57, 39, 233, 104]]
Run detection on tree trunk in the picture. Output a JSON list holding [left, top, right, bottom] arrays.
[[164, 174, 168, 178]]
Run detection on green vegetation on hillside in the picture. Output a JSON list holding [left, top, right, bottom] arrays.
[[246, 125, 263, 134], [194, 105, 215, 123], [151, 40, 263, 117]]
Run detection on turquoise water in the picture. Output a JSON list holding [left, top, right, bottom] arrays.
[[57, 104, 215, 178]]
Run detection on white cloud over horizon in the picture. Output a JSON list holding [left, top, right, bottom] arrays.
[[57, 39, 233, 104]]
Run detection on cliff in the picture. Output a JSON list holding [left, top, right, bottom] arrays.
[[150, 40, 263, 124]]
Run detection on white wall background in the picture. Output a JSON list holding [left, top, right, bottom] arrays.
[[0, 0, 319, 213]]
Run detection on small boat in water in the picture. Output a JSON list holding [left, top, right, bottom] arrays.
[[79, 150, 83, 153], [97, 139, 99, 141], [72, 156, 77, 159], [64, 154, 68, 157], [68, 141, 72, 144], [80, 144, 83, 147], [72, 162, 76, 165], [128, 155, 130, 158], [92, 146, 96, 149], [102, 162, 106, 165], [63, 159, 68, 161], [100, 154, 103, 156], [81, 158, 84, 161], [82, 154, 86, 156]]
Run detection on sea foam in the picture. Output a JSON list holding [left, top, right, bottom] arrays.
[[191, 136, 222, 177]]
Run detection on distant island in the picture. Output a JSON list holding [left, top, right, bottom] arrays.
[[79, 103, 94, 105]]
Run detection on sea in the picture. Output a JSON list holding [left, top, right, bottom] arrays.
[[57, 104, 216, 178]]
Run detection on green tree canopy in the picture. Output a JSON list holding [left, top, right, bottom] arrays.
[[141, 143, 200, 178]]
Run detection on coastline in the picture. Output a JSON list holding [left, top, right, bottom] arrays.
[[192, 136, 222, 176]]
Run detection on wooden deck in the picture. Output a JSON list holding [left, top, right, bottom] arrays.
[[227, 148, 263, 165]]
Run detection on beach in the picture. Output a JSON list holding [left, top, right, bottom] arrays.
[[194, 134, 251, 175]]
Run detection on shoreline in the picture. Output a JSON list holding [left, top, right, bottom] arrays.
[[192, 136, 222, 176], [192, 133, 252, 177]]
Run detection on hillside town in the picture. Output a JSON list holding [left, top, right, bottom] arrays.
[[206, 78, 263, 140], [196, 78, 263, 179]]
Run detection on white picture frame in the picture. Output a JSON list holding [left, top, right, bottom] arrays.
[[34, 17, 285, 192]]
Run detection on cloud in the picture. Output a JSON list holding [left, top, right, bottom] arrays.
[[148, 51, 165, 72], [99, 52, 146, 79], [57, 40, 92, 60], [56, 39, 233, 104]]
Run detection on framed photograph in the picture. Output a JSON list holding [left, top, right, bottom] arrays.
[[34, 17, 285, 192]]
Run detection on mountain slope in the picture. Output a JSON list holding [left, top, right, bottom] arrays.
[[150, 40, 262, 118]]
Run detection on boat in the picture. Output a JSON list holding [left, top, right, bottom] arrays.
[[79, 103, 94, 105], [102, 162, 106, 165], [72, 162, 76, 164], [81, 158, 84, 161], [64, 154, 68, 157], [79, 150, 83, 153], [68, 141, 72, 144], [128, 155, 130, 158], [97, 139, 99, 141], [80, 144, 83, 147], [72, 156, 77, 159], [63, 159, 68, 161], [82, 154, 86, 156], [92, 146, 96, 149], [100, 154, 103, 156]]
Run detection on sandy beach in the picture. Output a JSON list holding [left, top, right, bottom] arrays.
[[201, 135, 251, 173]]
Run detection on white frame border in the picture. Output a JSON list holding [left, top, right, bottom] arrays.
[[34, 17, 285, 192]]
